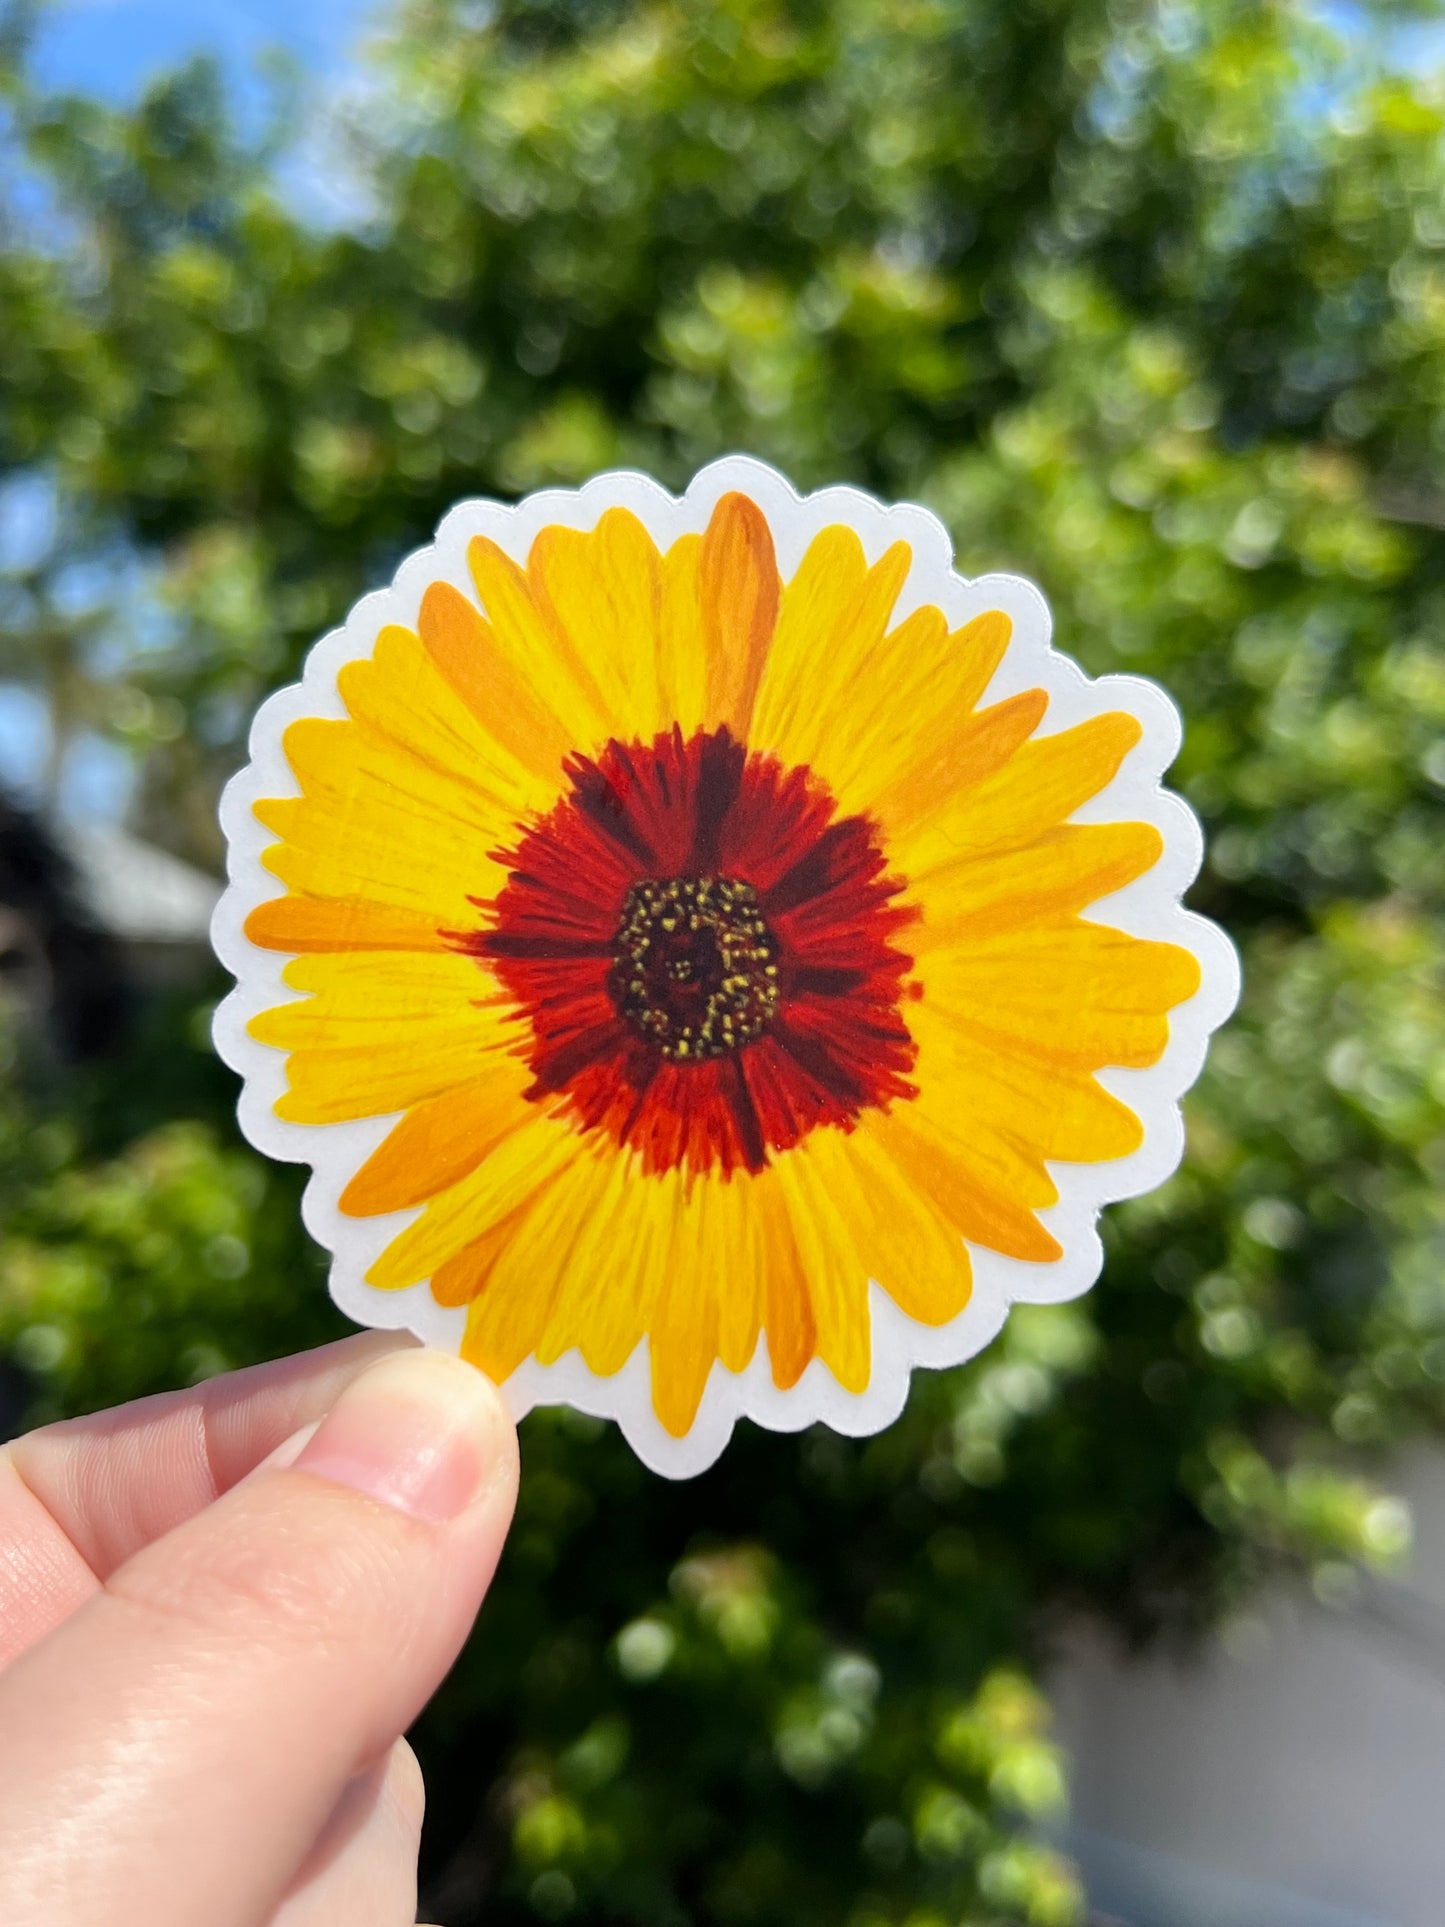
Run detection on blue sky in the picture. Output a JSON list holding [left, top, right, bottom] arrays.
[[30, 0, 1444, 106], [31, 0, 377, 103], [5, 1, 381, 823]]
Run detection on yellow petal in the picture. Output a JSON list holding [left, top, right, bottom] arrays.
[[468, 534, 610, 753], [459, 1161, 770, 1432], [249, 950, 516, 1124], [256, 799, 482, 926], [648, 1198, 723, 1437], [699, 493, 781, 736], [417, 580, 576, 784], [460, 1149, 621, 1380], [528, 508, 666, 742], [754, 1171, 817, 1391], [909, 1001, 1147, 1165], [260, 948, 493, 1032], [282, 709, 506, 844], [656, 533, 707, 735], [368, 1109, 582, 1290], [750, 530, 911, 778], [703, 1175, 766, 1376], [921, 922, 1201, 1069], [535, 1153, 660, 1376], [274, 1043, 505, 1124], [926, 1002, 1175, 1079], [896, 712, 1144, 879], [257, 636, 538, 923], [910, 823, 1164, 953], [772, 1149, 872, 1392], [831, 609, 1018, 821], [340, 621, 548, 828], [870, 1104, 1064, 1263], [802, 1126, 972, 1329], [339, 1069, 532, 1215]]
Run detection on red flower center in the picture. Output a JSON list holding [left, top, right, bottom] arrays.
[[467, 726, 919, 1178]]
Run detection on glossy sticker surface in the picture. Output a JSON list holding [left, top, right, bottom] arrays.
[[213, 456, 1238, 1476]]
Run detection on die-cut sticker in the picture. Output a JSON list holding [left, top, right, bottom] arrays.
[[212, 456, 1238, 1477]]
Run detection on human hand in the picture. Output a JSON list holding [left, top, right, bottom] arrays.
[[0, 1333, 519, 1927]]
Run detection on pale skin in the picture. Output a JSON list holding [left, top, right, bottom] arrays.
[[0, 1333, 520, 1927]]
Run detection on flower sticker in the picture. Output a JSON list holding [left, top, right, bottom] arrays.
[[213, 457, 1237, 1476]]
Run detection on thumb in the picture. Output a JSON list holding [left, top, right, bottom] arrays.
[[0, 1348, 518, 1927]]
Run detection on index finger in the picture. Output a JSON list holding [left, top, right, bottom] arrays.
[[0, 1330, 411, 1667]]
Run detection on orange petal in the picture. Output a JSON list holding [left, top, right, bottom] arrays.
[[459, 1213, 563, 1379], [754, 1176, 816, 1390], [336, 622, 546, 831], [244, 895, 449, 955], [427, 1205, 533, 1307], [418, 580, 575, 782], [921, 923, 1203, 1073], [875, 687, 1048, 845], [873, 1107, 1064, 1263], [366, 1113, 581, 1291], [699, 492, 780, 736], [944, 609, 1015, 713], [339, 1071, 529, 1216], [650, 1257, 721, 1437]]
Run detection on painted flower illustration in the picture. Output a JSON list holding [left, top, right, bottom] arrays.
[[217, 463, 1232, 1469]]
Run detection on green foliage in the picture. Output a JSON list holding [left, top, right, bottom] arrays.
[[2, 0, 1444, 1919], [0, 1114, 335, 1415]]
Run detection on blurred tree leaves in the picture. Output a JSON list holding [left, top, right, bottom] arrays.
[[2, 0, 1445, 1921]]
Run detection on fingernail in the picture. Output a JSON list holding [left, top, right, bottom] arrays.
[[294, 1350, 510, 1523]]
